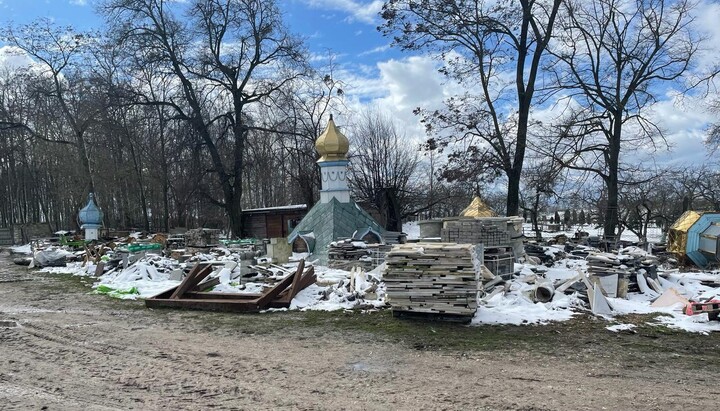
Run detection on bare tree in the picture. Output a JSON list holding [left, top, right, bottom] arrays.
[[546, 0, 698, 240], [271, 61, 346, 209], [381, 0, 562, 217], [1, 19, 101, 194], [348, 108, 420, 231], [521, 156, 563, 240], [103, 0, 308, 237]]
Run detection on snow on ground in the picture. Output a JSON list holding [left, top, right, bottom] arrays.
[[522, 223, 664, 243], [94, 259, 181, 299], [607, 323, 637, 332], [34, 253, 387, 310], [472, 290, 580, 325], [40, 262, 95, 277], [9, 244, 32, 255]]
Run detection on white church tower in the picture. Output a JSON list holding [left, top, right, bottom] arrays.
[[315, 115, 351, 204]]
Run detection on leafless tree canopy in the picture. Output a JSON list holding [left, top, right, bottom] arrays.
[[348, 109, 420, 231], [0, 0, 718, 238], [541, 0, 698, 238], [381, 0, 562, 217]]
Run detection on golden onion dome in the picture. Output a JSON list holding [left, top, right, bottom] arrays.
[[315, 115, 349, 162]]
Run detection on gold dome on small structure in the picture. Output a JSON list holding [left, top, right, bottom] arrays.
[[460, 196, 496, 218], [315, 115, 349, 162]]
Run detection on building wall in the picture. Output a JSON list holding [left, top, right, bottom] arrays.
[[242, 210, 306, 239]]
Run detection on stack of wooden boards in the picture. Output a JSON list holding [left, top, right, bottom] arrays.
[[145, 260, 316, 312], [384, 243, 479, 322]]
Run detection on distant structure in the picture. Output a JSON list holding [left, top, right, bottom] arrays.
[[78, 193, 103, 241], [416, 196, 525, 264], [288, 116, 385, 264], [460, 196, 497, 218], [668, 211, 720, 268]]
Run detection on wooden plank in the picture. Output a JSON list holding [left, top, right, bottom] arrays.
[[169, 263, 213, 299], [147, 270, 318, 312], [276, 267, 315, 304], [94, 261, 105, 277], [284, 260, 305, 301], [253, 265, 300, 309]]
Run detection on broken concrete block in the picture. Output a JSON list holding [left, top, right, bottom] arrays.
[[590, 274, 618, 298], [591, 285, 613, 316], [651, 288, 689, 308], [636, 272, 659, 297]]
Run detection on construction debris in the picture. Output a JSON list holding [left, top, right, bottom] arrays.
[[184, 228, 221, 248], [685, 301, 720, 321], [327, 239, 390, 270], [384, 243, 479, 321], [145, 260, 316, 312], [8, 218, 720, 333]]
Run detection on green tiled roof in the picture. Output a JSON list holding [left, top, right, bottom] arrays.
[[288, 198, 385, 264]]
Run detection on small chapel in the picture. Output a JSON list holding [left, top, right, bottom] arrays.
[[287, 116, 385, 264]]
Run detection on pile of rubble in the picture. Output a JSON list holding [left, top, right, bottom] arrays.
[[327, 239, 391, 271]]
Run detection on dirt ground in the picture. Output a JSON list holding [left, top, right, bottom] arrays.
[[1, 252, 719, 410]]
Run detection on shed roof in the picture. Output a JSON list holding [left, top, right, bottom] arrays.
[[242, 204, 307, 214]]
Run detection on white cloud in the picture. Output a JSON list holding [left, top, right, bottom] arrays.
[[301, 0, 384, 24], [69, 0, 88, 5], [0, 46, 35, 71], [358, 44, 390, 56], [691, 0, 720, 74], [329, 54, 451, 142]]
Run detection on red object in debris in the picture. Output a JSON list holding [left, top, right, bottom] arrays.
[[684, 299, 720, 321]]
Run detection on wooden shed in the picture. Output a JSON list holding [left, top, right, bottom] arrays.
[[241, 205, 308, 239]]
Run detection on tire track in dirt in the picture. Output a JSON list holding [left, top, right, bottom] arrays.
[[3, 322, 269, 409]]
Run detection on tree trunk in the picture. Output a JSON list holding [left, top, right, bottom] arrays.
[[603, 116, 622, 241], [532, 191, 541, 240], [226, 193, 243, 239], [228, 103, 246, 238], [506, 167, 521, 217], [507, 103, 529, 217], [383, 188, 403, 232], [75, 132, 94, 194]]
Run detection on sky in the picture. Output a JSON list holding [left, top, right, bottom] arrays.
[[0, 0, 719, 170]]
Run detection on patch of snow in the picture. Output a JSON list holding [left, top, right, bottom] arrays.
[[314, 265, 352, 285], [9, 244, 32, 255], [402, 221, 420, 240], [521, 223, 664, 243], [472, 280, 581, 325], [607, 323, 637, 332], [40, 262, 95, 276], [654, 313, 720, 334]]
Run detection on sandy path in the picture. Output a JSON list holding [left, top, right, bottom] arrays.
[[0, 254, 717, 410]]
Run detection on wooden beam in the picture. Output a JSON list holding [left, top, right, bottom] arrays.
[[169, 263, 213, 299]]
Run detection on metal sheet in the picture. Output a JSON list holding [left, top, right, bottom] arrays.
[[667, 211, 702, 255]]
